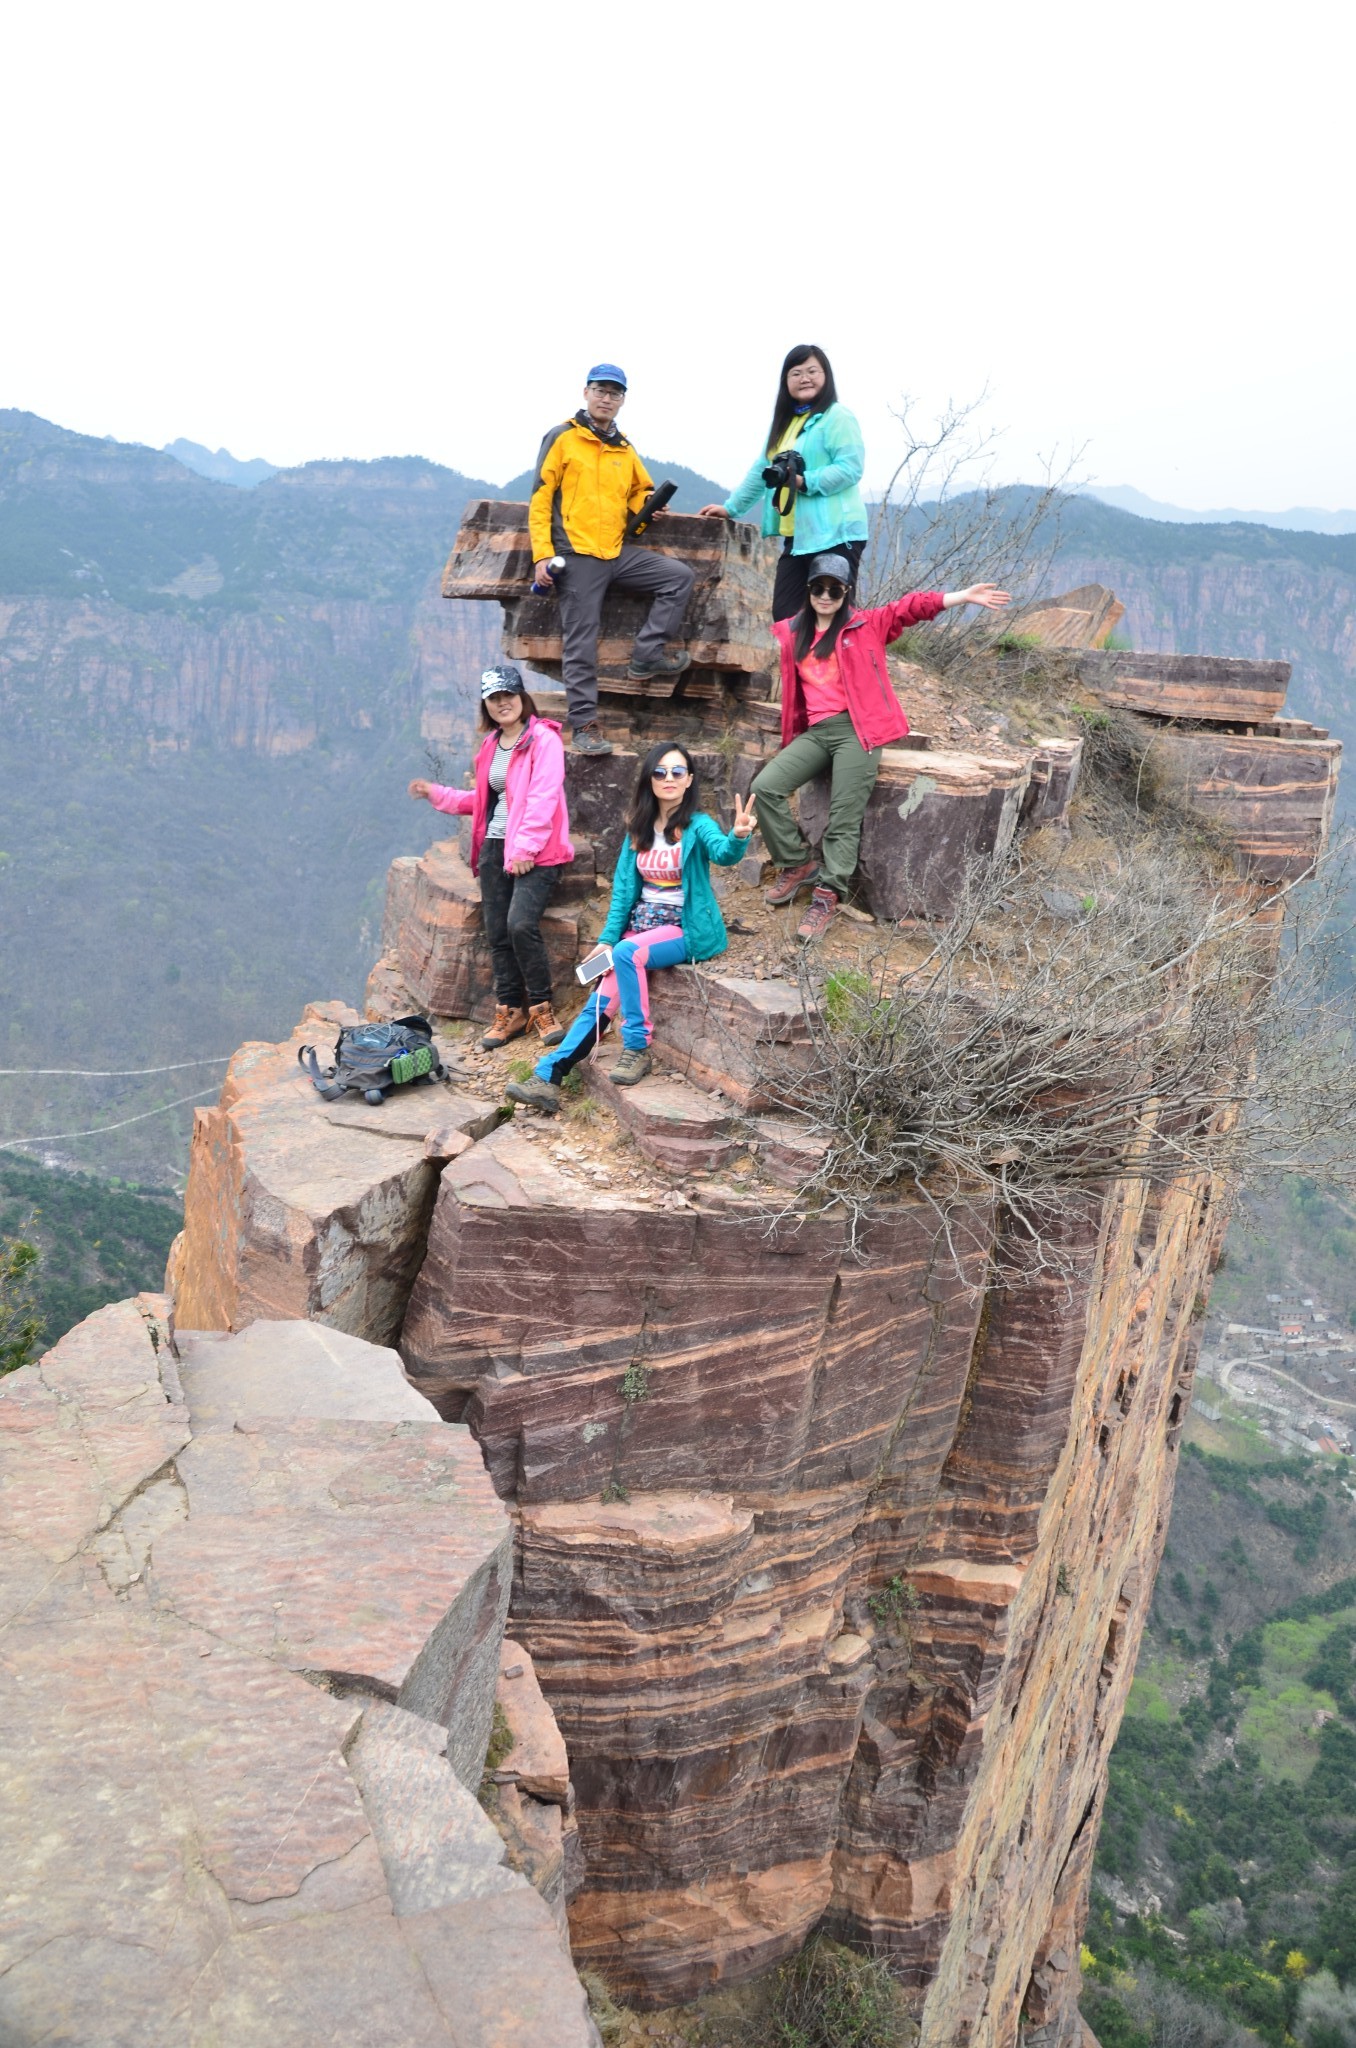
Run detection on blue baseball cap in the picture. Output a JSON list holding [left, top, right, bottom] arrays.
[[585, 362, 628, 390]]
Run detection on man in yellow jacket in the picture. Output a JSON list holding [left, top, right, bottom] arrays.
[[529, 364, 695, 756]]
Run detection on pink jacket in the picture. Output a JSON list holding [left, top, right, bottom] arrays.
[[772, 591, 946, 752], [429, 716, 574, 869]]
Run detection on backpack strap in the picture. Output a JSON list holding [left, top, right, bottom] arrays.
[[298, 1043, 348, 1101]]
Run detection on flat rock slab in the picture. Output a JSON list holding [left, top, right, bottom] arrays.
[[749, 1115, 829, 1190], [176, 1318, 436, 1431], [648, 968, 813, 1110], [323, 1086, 499, 1142], [155, 1416, 511, 1778], [585, 1067, 738, 1168], [1079, 647, 1291, 723], [173, 1003, 494, 1344], [0, 1296, 188, 1615], [0, 1304, 595, 2048]]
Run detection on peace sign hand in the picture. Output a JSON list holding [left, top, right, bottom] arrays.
[[732, 792, 758, 839]]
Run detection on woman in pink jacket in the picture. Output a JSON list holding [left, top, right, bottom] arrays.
[[752, 556, 1011, 940], [409, 665, 573, 1048]]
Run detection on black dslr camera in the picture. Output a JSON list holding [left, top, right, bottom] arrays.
[[761, 447, 806, 517]]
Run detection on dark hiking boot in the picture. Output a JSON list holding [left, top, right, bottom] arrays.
[[765, 858, 821, 907], [572, 723, 614, 756], [527, 1000, 565, 1046], [609, 1046, 653, 1086], [505, 1075, 562, 1114], [797, 886, 840, 942], [627, 650, 692, 679], [481, 1005, 527, 1049]]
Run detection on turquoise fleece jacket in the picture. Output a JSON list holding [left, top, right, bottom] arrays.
[[599, 812, 746, 962], [724, 402, 869, 556]]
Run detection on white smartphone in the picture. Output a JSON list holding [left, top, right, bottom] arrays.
[[576, 948, 613, 985]]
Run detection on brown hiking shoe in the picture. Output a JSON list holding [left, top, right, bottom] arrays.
[[572, 723, 614, 757], [527, 1000, 565, 1047], [609, 1046, 653, 1086], [481, 1005, 527, 1049], [765, 858, 821, 907], [796, 886, 839, 942]]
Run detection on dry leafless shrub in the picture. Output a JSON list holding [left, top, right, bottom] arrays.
[[861, 392, 1083, 669], [753, 834, 1356, 1277]]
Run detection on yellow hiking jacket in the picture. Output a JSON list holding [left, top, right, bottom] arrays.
[[528, 412, 652, 563]]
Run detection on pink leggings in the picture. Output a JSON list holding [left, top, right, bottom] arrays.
[[535, 924, 688, 1078]]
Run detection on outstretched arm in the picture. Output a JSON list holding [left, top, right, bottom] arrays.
[[941, 584, 1012, 610], [410, 778, 474, 815]]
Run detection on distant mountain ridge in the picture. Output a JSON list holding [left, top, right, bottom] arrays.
[[163, 438, 279, 489], [160, 435, 730, 510], [1086, 483, 1356, 537]]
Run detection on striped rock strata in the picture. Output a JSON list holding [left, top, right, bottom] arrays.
[[396, 1121, 1224, 2047]]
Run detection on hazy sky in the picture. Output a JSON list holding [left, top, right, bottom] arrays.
[[3, 0, 1352, 508]]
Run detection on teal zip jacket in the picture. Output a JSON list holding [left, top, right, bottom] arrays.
[[599, 812, 746, 961], [723, 402, 868, 556]]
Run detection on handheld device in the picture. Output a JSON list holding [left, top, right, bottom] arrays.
[[530, 555, 567, 596], [575, 947, 614, 985], [625, 480, 678, 539]]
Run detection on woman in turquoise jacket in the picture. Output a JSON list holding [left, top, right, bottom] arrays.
[[506, 742, 755, 1112], [699, 343, 868, 622]]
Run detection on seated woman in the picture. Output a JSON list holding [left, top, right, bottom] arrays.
[[409, 664, 573, 1049], [507, 742, 755, 1112], [752, 556, 1010, 940]]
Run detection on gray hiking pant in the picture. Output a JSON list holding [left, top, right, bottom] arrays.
[[557, 545, 696, 727]]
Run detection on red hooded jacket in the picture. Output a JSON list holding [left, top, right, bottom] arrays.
[[771, 591, 946, 752]]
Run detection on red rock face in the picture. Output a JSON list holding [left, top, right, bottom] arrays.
[[397, 1131, 1223, 2038]]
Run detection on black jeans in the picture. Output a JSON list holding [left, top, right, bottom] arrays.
[[772, 537, 867, 623], [477, 842, 563, 1007]]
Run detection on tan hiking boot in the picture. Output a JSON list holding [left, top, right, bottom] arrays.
[[481, 1005, 527, 1049], [527, 1000, 565, 1047]]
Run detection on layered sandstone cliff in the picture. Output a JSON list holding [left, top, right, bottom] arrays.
[[11, 521, 1340, 2043]]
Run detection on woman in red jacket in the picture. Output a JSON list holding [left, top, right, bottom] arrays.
[[751, 556, 1010, 939], [409, 665, 573, 1048]]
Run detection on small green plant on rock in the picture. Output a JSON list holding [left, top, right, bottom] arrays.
[[620, 1361, 650, 1404], [868, 1575, 921, 1632], [823, 968, 872, 1031], [600, 1479, 631, 1505], [477, 1701, 514, 1812]]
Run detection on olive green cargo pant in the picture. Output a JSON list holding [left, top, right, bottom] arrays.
[[750, 711, 882, 900]]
